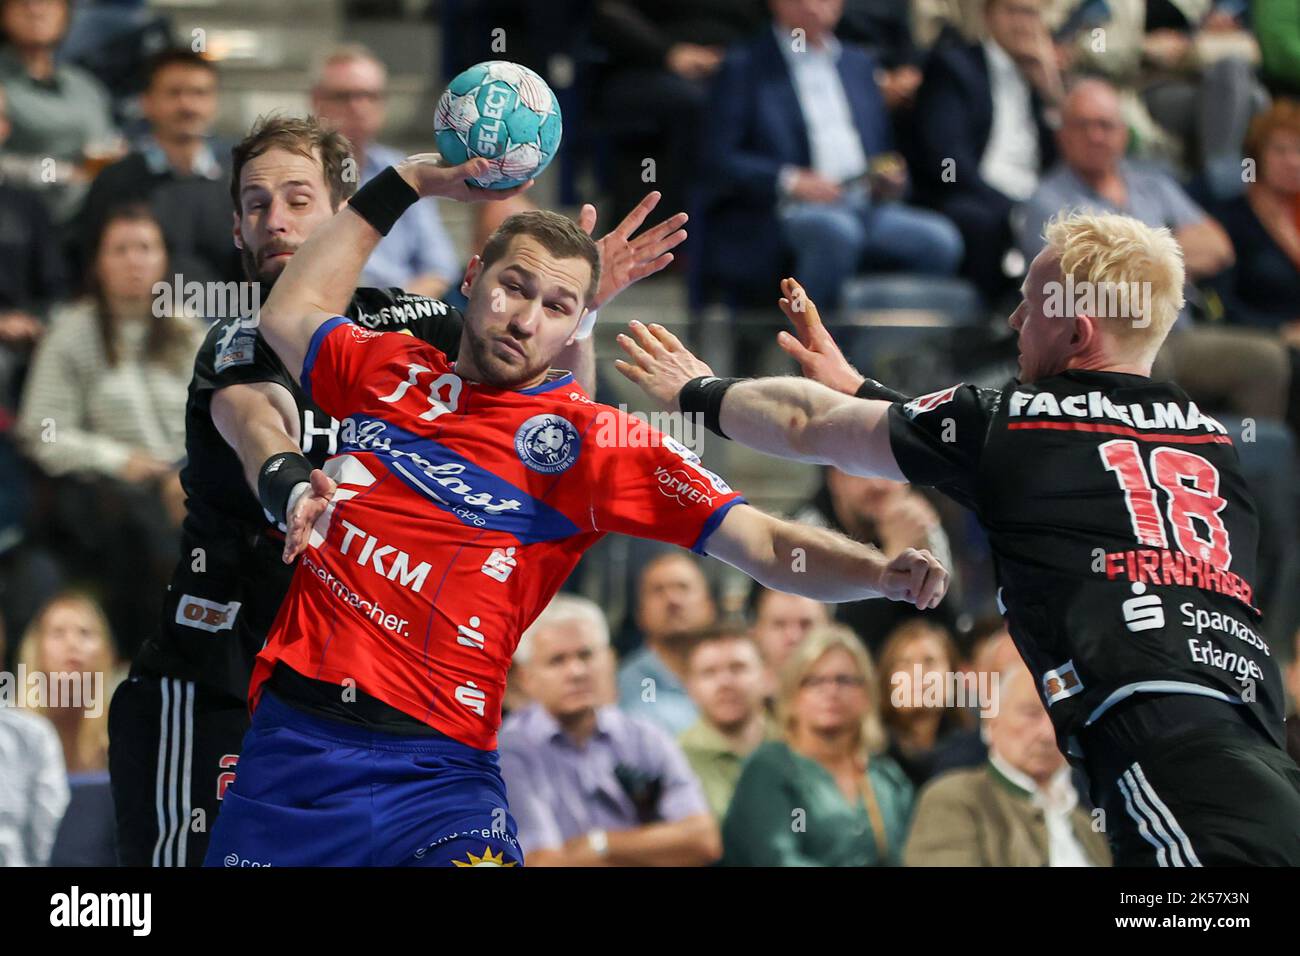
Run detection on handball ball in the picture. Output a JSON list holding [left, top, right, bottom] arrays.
[[434, 60, 562, 190]]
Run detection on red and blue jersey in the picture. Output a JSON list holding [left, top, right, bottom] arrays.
[[249, 317, 745, 750]]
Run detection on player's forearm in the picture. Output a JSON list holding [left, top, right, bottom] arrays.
[[718, 377, 854, 463], [258, 205, 382, 362], [764, 519, 893, 602], [706, 507, 893, 602], [232, 420, 302, 497]]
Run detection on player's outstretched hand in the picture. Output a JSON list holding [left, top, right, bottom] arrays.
[[615, 320, 713, 409], [395, 153, 534, 203], [283, 468, 338, 564], [877, 547, 948, 609], [776, 277, 866, 396], [580, 191, 688, 311]]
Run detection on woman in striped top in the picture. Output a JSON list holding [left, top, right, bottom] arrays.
[[17, 203, 204, 657]]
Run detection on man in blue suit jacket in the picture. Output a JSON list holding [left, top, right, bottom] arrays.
[[700, 0, 962, 311], [908, 0, 1060, 303]]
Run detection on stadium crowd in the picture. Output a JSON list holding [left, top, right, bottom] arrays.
[[1, 0, 1299, 866]]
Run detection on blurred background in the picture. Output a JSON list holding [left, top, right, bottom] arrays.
[[1, 0, 1299, 867]]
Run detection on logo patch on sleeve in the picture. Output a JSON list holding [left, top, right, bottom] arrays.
[[214, 319, 256, 372], [1041, 660, 1084, 704], [903, 385, 960, 420]]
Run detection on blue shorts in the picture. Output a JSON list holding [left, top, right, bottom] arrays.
[[202, 692, 523, 867]]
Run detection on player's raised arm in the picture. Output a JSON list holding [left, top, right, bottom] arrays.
[[703, 503, 947, 608], [614, 320, 906, 480], [257, 153, 531, 381]]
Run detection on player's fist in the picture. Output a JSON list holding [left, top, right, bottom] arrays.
[[877, 547, 948, 609], [283, 468, 338, 564], [615, 319, 713, 409]]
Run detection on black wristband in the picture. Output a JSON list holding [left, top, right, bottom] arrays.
[[346, 166, 418, 236], [258, 452, 314, 527], [679, 376, 745, 440], [855, 377, 912, 404]]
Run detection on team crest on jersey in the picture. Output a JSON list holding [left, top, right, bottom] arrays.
[[514, 414, 581, 474], [214, 318, 256, 372], [903, 385, 960, 420]]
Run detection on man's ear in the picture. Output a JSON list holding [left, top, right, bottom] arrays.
[[462, 255, 483, 297], [1071, 312, 1098, 353], [231, 212, 243, 250]]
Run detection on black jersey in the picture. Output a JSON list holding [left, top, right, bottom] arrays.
[[133, 288, 464, 700], [887, 369, 1286, 755]]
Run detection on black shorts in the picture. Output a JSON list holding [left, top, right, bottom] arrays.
[[108, 673, 249, 867], [1083, 695, 1300, 866]]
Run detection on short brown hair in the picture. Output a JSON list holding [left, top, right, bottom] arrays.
[[145, 48, 218, 89], [230, 114, 355, 212], [685, 624, 760, 673], [480, 210, 601, 304], [1244, 98, 1300, 169]]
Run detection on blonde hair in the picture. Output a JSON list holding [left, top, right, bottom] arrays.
[[777, 624, 886, 758], [17, 592, 116, 772], [1041, 212, 1185, 357]]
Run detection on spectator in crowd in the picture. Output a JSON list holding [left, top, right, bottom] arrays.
[[0, 704, 67, 865], [929, 622, 1021, 775], [0, 79, 67, 679], [722, 624, 912, 865], [703, 0, 963, 311], [311, 44, 459, 297], [1019, 78, 1234, 274], [877, 618, 971, 788], [838, 0, 924, 116], [0, 0, 118, 218], [748, 585, 830, 679], [17, 590, 118, 865], [905, 661, 1111, 866], [73, 48, 239, 286], [592, 0, 768, 223], [0, 82, 67, 377], [617, 552, 717, 734], [16, 204, 203, 657], [790, 467, 956, 653], [1021, 77, 1293, 422], [1211, 99, 1300, 339], [500, 595, 721, 866], [1064, 0, 1264, 197], [678, 626, 775, 819], [910, 0, 1063, 304]]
